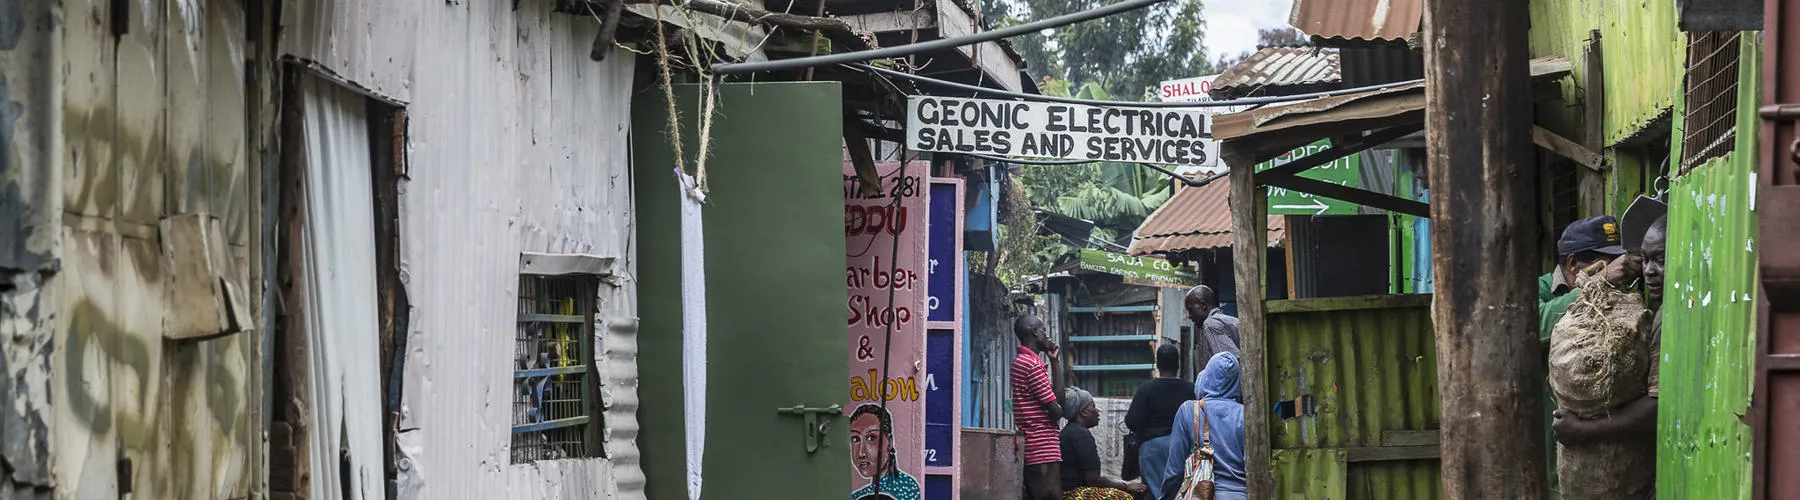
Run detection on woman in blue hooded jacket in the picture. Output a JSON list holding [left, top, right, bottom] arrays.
[[1160, 352, 1246, 500]]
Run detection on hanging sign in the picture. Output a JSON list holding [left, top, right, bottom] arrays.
[[845, 161, 929, 500], [1077, 249, 1199, 288], [1255, 139, 1362, 216], [1157, 75, 1220, 103], [905, 96, 1220, 169]]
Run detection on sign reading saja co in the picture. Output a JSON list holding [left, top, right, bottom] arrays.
[[904, 96, 1220, 169]]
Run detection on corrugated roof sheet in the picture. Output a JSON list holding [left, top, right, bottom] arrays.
[[1288, 0, 1423, 43], [1129, 176, 1284, 256], [1210, 47, 1342, 98]]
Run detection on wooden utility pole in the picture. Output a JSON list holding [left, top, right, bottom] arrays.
[[1423, 0, 1547, 497]]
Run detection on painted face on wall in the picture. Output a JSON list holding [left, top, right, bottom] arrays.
[[851, 412, 888, 479]]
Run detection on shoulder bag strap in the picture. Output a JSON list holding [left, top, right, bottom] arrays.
[[1199, 399, 1211, 446]]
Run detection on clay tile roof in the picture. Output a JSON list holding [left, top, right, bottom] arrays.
[[1128, 175, 1284, 256]]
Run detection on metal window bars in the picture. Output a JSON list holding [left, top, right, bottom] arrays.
[[512, 275, 598, 463], [1681, 31, 1743, 172]]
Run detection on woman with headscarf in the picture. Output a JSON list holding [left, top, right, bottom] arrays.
[[1059, 387, 1148, 500], [1161, 352, 1246, 500]]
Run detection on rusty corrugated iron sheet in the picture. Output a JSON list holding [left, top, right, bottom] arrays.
[[1288, 0, 1422, 43], [1265, 295, 1440, 499], [1128, 176, 1284, 256], [1210, 47, 1342, 99]]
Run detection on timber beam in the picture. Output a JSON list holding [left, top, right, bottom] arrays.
[[1531, 125, 1605, 171]]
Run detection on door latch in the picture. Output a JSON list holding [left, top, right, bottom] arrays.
[[777, 404, 842, 453]]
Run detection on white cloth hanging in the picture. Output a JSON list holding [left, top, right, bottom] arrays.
[[297, 77, 385, 500], [676, 169, 708, 500]]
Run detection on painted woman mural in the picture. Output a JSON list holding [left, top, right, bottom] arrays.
[[849, 404, 921, 500]]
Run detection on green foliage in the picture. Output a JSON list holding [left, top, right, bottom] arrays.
[[989, 0, 1214, 100]]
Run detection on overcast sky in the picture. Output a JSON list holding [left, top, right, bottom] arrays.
[[1203, 0, 1295, 62]]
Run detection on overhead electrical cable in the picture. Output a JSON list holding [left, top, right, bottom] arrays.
[[710, 0, 1175, 74], [852, 63, 1426, 108]]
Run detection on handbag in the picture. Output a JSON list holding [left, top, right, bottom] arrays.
[[1122, 432, 1141, 480], [1171, 400, 1215, 500]]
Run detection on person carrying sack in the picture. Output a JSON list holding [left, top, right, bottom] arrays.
[[1161, 352, 1246, 500]]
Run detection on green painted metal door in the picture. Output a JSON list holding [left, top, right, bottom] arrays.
[[635, 82, 850, 498]]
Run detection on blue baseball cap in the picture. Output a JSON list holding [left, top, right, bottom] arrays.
[[1557, 216, 1627, 256]]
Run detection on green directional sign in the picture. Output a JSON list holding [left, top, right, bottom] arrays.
[[1254, 139, 1361, 215], [1078, 249, 1199, 288]]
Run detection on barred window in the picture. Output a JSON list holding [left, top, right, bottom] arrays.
[[512, 274, 600, 463], [1680, 31, 1742, 171]]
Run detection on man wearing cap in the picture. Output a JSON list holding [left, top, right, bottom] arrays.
[[1537, 216, 1627, 499], [1541, 216, 1629, 334]]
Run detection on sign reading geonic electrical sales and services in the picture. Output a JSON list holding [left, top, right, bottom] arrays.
[[905, 96, 1220, 169]]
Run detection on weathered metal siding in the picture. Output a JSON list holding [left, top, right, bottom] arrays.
[[38, 0, 267, 498], [1656, 33, 1762, 500], [1529, 0, 1683, 144], [0, 0, 62, 497], [1265, 295, 1439, 500], [278, 1, 645, 498]]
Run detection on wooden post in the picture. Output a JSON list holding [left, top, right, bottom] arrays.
[[1226, 150, 1272, 497], [1580, 29, 1607, 214], [1423, 0, 1547, 498]]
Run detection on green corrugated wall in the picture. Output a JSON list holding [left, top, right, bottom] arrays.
[[1265, 295, 1440, 499], [1528, 0, 1683, 146], [1655, 33, 1761, 500]]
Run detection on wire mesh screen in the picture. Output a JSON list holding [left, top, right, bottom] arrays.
[[1680, 31, 1742, 171], [512, 275, 598, 463]]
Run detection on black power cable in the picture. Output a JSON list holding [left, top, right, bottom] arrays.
[[957, 153, 1229, 188], [853, 62, 1426, 109], [710, 0, 1174, 74]]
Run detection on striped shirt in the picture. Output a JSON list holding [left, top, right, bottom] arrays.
[[1011, 345, 1062, 465]]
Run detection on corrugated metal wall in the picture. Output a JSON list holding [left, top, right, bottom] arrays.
[[1265, 295, 1440, 500], [1656, 33, 1761, 499], [282, 1, 644, 498], [1529, 0, 1683, 146], [45, 0, 265, 497]]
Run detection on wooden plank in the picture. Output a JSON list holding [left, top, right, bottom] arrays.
[[1069, 305, 1157, 313], [1266, 294, 1434, 314], [1579, 30, 1607, 214], [512, 416, 592, 434], [1381, 430, 1443, 447], [1424, 0, 1548, 496], [1345, 445, 1442, 462], [1227, 149, 1273, 498], [1067, 335, 1158, 343], [520, 314, 591, 324], [1260, 174, 1432, 217], [515, 366, 591, 379], [1532, 125, 1605, 171], [1071, 364, 1156, 372]]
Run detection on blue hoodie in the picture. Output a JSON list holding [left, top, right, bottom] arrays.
[[1162, 352, 1246, 497]]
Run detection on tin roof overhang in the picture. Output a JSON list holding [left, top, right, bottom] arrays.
[[1213, 56, 1575, 163], [835, 0, 1030, 93]]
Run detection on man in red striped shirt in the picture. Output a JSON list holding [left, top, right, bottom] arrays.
[[1011, 315, 1067, 500]]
